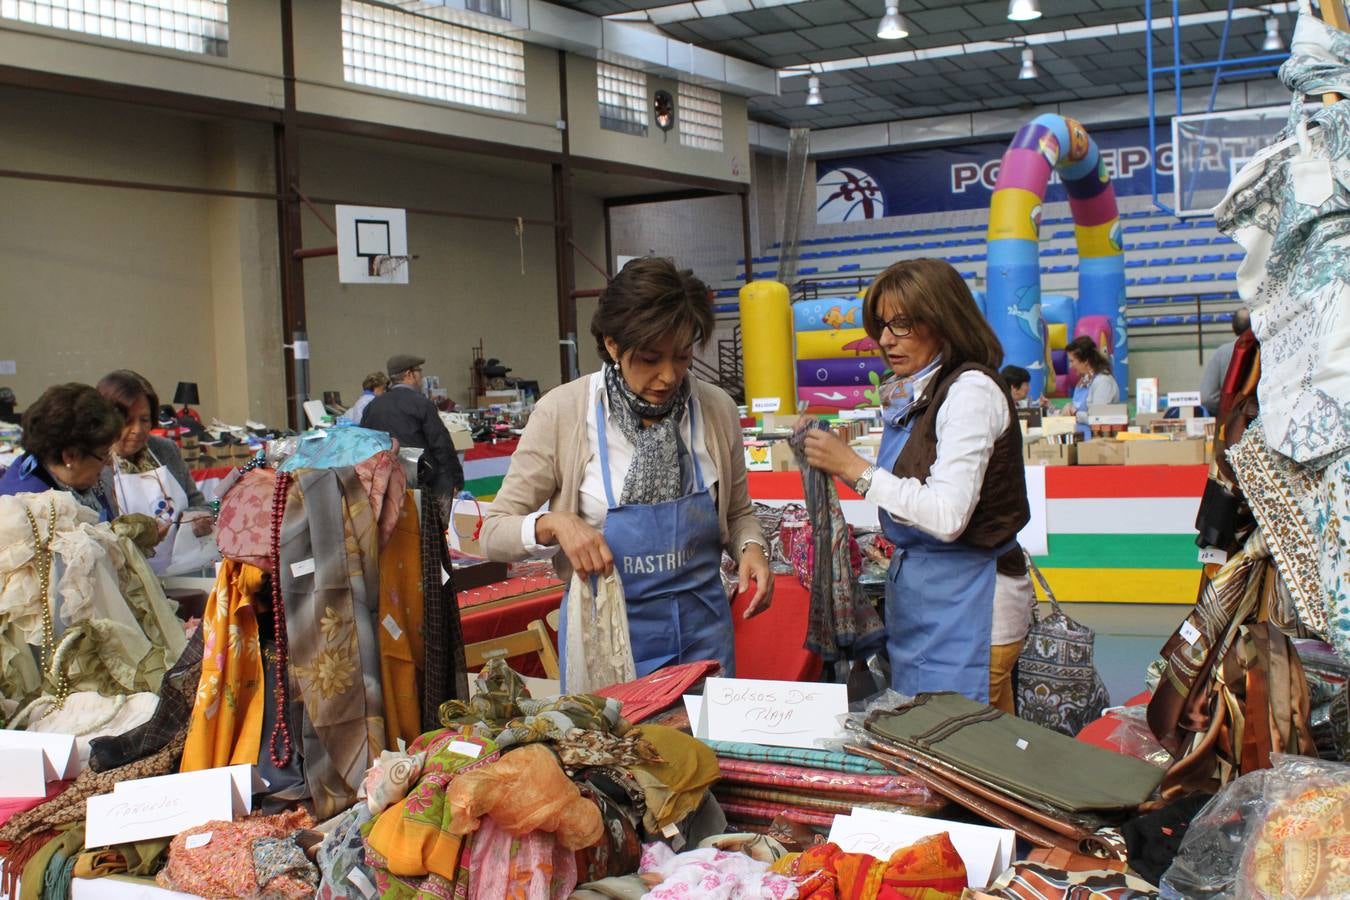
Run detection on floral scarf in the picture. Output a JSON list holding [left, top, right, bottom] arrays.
[[603, 365, 692, 507], [878, 357, 943, 428]]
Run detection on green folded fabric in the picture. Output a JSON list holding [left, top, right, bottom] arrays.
[[865, 692, 1163, 814]]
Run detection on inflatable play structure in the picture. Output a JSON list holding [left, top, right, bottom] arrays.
[[986, 114, 1127, 399], [739, 114, 1127, 413]]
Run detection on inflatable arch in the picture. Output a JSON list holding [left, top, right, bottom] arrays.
[[985, 114, 1127, 400]]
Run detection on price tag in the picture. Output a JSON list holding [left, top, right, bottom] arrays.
[[382, 614, 403, 641], [290, 558, 316, 578], [1180, 620, 1202, 646], [751, 397, 780, 413], [1198, 547, 1228, 565], [1015, 739, 1029, 750], [186, 832, 212, 850], [447, 740, 482, 759]]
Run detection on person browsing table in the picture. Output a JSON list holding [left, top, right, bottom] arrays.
[[480, 257, 772, 684], [800, 259, 1029, 704]]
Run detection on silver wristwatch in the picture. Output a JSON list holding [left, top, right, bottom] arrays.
[[853, 464, 879, 496]]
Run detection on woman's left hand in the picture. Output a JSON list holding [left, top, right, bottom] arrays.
[[738, 543, 774, 619], [802, 428, 871, 484], [183, 511, 213, 537]]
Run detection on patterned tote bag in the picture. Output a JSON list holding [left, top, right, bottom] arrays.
[[1015, 556, 1111, 736]]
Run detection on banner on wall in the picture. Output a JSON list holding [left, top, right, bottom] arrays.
[[816, 124, 1174, 223]]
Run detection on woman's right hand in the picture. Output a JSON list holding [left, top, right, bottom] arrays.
[[536, 512, 614, 577]]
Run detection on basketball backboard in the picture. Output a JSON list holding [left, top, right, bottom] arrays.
[[336, 205, 410, 284]]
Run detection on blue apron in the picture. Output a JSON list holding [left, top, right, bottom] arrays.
[[1071, 379, 1092, 440], [876, 415, 1006, 704], [557, 393, 734, 689]]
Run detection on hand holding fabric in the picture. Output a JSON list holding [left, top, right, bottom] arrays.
[[538, 511, 614, 576], [801, 428, 870, 485], [737, 543, 773, 619]]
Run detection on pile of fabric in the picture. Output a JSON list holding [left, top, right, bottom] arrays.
[[703, 740, 943, 831]]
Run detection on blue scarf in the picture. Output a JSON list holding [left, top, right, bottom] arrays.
[[879, 357, 943, 428]]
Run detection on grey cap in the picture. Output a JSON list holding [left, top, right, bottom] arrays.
[[387, 354, 426, 377]]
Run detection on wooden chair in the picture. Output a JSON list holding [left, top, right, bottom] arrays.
[[464, 619, 560, 679]]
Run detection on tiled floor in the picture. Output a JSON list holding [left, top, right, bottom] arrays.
[[1049, 603, 1192, 705]]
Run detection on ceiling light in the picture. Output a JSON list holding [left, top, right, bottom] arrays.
[[877, 4, 908, 40], [1263, 16, 1283, 52], [805, 75, 823, 105], [1007, 0, 1041, 22], [1018, 46, 1038, 80]]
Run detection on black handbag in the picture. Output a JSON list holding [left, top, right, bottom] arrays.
[[1015, 556, 1111, 737]]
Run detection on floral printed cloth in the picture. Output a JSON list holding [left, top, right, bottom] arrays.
[[462, 813, 578, 899], [773, 835, 967, 900], [1216, 11, 1350, 468], [640, 842, 798, 900], [181, 559, 266, 772], [314, 804, 377, 900]]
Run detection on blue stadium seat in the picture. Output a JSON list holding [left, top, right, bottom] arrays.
[[1132, 316, 1157, 326], [1187, 237, 1211, 246], [1200, 254, 1224, 264], [1156, 315, 1186, 325], [1125, 277, 1139, 287], [1219, 271, 1237, 281], [1134, 240, 1161, 250], [1138, 275, 1162, 285], [949, 254, 970, 263], [1172, 255, 1199, 265], [838, 263, 861, 272], [1171, 220, 1195, 230], [1048, 264, 1073, 274], [1163, 274, 1187, 284], [1161, 239, 1185, 249], [1146, 257, 1174, 267], [1226, 252, 1244, 262], [1190, 272, 1216, 282], [960, 270, 977, 279], [1125, 259, 1146, 268], [1124, 225, 1146, 234], [1042, 247, 1066, 257], [1146, 223, 1169, 231], [1052, 230, 1073, 240], [799, 266, 818, 275]]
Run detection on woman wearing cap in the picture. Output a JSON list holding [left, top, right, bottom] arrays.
[[96, 370, 215, 575], [798, 259, 1029, 704], [481, 257, 772, 683]]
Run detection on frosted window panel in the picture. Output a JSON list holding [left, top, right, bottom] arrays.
[[1, 0, 227, 54], [678, 82, 724, 152]]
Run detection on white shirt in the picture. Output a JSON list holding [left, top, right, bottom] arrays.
[[520, 372, 717, 556], [866, 368, 1012, 543]]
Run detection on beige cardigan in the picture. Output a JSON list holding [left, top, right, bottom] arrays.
[[480, 373, 765, 581]]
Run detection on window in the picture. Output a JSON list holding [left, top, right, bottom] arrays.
[[678, 82, 723, 151], [597, 61, 647, 136], [0, 0, 229, 56], [341, 1, 526, 115]]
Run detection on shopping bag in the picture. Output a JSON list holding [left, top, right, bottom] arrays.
[[1014, 556, 1111, 737]]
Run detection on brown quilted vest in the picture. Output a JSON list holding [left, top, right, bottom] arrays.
[[890, 361, 1030, 574]]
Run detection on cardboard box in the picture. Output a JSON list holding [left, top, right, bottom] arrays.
[[1040, 415, 1078, 437], [1078, 437, 1207, 466], [449, 426, 473, 452], [1023, 441, 1077, 466], [1125, 438, 1207, 466], [1076, 439, 1127, 466]]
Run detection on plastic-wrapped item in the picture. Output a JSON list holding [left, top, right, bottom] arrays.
[[1104, 705, 1174, 769], [1160, 754, 1350, 899], [1296, 639, 1350, 762]]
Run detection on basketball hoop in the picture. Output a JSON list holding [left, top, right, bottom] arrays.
[[369, 254, 411, 277]]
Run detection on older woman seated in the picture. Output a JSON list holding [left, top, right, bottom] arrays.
[[0, 383, 122, 521]]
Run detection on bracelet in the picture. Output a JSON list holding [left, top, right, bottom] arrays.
[[740, 539, 768, 557]]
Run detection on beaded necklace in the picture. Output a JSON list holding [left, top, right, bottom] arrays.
[[267, 469, 294, 768], [23, 498, 69, 710]]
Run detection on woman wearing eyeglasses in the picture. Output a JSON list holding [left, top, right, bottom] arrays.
[[801, 259, 1029, 705], [481, 257, 772, 687], [0, 383, 123, 522]]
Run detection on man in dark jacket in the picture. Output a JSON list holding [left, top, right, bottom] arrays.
[[362, 354, 464, 512]]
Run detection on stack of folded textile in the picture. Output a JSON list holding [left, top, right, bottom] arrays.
[[851, 692, 1166, 854], [701, 740, 944, 831]]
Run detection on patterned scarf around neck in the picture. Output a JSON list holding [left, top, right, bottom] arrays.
[[602, 365, 692, 507], [879, 356, 943, 428]]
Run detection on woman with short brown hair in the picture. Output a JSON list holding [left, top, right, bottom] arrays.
[[481, 257, 771, 686], [802, 258, 1030, 707]]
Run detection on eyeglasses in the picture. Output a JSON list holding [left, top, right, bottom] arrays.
[[874, 314, 916, 338], [88, 448, 111, 465]]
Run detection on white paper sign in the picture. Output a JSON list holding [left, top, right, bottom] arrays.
[[1136, 377, 1159, 415], [0, 360, 15, 375], [838, 408, 879, 420], [829, 809, 1015, 889], [1167, 390, 1203, 408], [1185, 417, 1215, 438], [85, 764, 262, 848], [0, 731, 79, 796], [290, 557, 316, 578], [751, 397, 781, 413], [696, 677, 847, 749]]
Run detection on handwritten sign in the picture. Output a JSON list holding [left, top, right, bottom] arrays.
[[829, 809, 1014, 889], [84, 764, 262, 848], [695, 677, 847, 749]]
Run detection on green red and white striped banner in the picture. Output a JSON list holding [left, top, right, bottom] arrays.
[[747, 465, 1208, 604]]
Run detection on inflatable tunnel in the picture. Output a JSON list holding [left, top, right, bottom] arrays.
[[985, 114, 1127, 399]]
